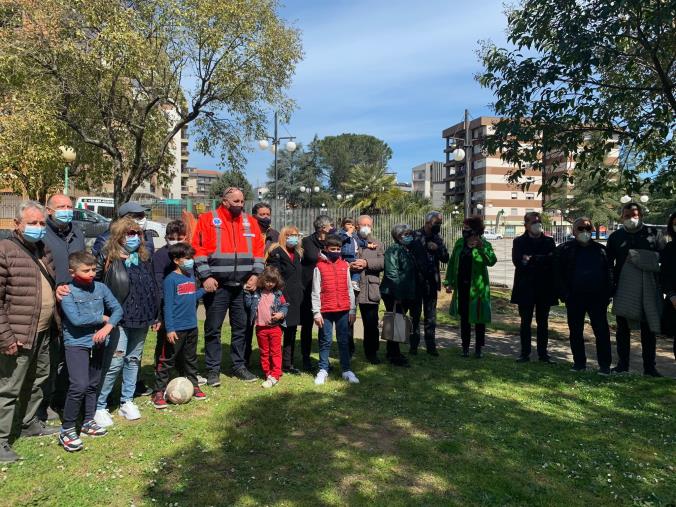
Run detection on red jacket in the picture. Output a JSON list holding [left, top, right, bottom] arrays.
[[315, 257, 351, 313], [192, 206, 265, 284]]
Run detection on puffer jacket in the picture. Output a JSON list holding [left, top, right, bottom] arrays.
[[356, 237, 385, 305], [0, 232, 59, 350]]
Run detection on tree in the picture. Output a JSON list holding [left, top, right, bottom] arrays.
[[209, 169, 253, 200], [477, 0, 676, 194], [0, 0, 302, 206], [388, 191, 434, 215], [318, 134, 393, 192], [342, 163, 402, 213]]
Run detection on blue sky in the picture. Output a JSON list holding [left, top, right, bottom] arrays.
[[188, 0, 509, 187]]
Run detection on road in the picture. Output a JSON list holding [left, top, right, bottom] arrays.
[[486, 238, 516, 288]]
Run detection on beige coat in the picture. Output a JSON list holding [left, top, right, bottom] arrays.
[[356, 237, 385, 305]]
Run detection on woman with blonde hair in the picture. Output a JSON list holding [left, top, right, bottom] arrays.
[[266, 225, 304, 374], [94, 216, 159, 427]]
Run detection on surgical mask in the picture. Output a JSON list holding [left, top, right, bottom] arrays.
[[256, 217, 271, 230], [358, 226, 371, 238], [73, 274, 95, 285], [325, 251, 341, 261], [530, 223, 543, 235], [134, 217, 147, 230], [54, 210, 73, 224], [166, 239, 180, 246], [23, 225, 46, 243], [228, 206, 243, 217], [328, 227, 337, 235], [286, 236, 299, 247], [576, 231, 591, 244], [624, 217, 640, 230], [125, 236, 141, 252], [401, 235, 414, 245], [180, 259, 194, 271], [430, 224, 441, 235]]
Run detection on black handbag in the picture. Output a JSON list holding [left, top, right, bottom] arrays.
[[103, 258, 130, 304]]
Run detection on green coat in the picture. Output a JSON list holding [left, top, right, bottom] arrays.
[[443, 237, 497, 324], [380, 243, 418, 301]]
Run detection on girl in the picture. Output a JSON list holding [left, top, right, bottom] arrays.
[[94, 217, 160, 426], [266, 226, 304, 374], [244, 266, 289, 388]]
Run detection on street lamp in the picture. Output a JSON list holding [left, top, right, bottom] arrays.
[[639, 194, 649, 203], [257, 111, 297, 202], [299, 185, 320, 207], [59, 146, 76, 195], [476, 203, 484, 214], [620, 194, 631, 204], [446, 109, 473, 217]]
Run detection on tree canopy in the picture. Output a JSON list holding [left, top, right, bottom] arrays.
[[209, 169, 253, 201], [342, 163, 402, 213]]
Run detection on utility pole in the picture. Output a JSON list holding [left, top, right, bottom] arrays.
[[463, 109, 472, 217]]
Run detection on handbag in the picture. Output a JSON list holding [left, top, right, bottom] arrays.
[[381, 304, 412, 343]]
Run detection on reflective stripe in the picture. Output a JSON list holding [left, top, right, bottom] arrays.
[[211, 253, 238, 259], [196, 264, 212, 274], [212, 210, 222, 254], [242, 217, 253, 256], [195, 255, 209, 262], [210, 266, 237, 273]]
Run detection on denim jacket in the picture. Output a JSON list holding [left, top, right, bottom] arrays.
[[60, 281, 124, 348], [244, 289, 288, 327]]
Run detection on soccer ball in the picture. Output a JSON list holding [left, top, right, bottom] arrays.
[[165, 377, 194, 404]]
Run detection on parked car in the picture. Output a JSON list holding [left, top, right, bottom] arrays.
[[483, 231, 503, 240], [73, 208, 111, 239]]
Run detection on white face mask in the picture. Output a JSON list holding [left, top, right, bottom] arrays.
[[530, 223, 543, 235], [358, 226, 371, 238], [576, 231, 591, 244], [134, 217, 147, 230], [623, 217, 640, 230], [166, 239, 180, 246]]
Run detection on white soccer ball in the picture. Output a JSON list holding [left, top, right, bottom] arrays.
[[165, 377, 194, 405]]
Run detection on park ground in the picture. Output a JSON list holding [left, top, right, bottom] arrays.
[[1, 292, 674, 506]]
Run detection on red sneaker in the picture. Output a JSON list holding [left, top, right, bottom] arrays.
[[193, 387, 207, 400], [152, 391, 168, 409]]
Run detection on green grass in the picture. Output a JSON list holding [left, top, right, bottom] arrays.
[[1, 327, 674, 506]]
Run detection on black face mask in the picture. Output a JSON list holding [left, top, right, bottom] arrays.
[[228, 205, 243, 217], [256, 216, 271, 230], [328, 227, 337, 235], [462, 229, 473, 239], [325, 251, 341, 262], [430, 224, 441, 235]]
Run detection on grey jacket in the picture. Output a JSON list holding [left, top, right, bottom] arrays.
[[356, 237, 385, 305], [612, 249, 662, 333], [43, 218, 86, 285]]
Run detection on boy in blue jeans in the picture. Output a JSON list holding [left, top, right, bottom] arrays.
[[58, 252, 123, 452], [312, 234, 358, 385], [152, 243, 208, 408], [338, 218, 363, 292]]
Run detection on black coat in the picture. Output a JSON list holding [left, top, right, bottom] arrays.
[[511, 232, 558, 306], [301, 233, 324, 289], [660, 240, 676, 337], [267, 245, 304, 327], [555, 240, 613, 302]]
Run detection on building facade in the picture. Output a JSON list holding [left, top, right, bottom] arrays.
[[181, 168, 220, 201], [411, 161, 445, 207]]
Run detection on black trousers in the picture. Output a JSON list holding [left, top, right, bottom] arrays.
[[410, 290, 437, 352], [382, 295, 412, 358], [518, 302, 551, 359], [154, 328, 199, 392], [62, 345, 103, 430], [615, 316, 656, 371], [282, 325, 298, 370], [39, 334, 68, 419], [458, 283, 485, 351], [566, 293, 612, 369], [300, 292, 315, 362], [360, 303, 381, 359], [203, 285, 247, 372], [244, 321, 254, 367]]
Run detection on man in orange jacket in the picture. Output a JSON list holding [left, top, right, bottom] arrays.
[[193, 188, 265, 385]]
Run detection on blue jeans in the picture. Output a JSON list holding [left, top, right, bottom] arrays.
[[97, 326, 148, 409], [318, 311, 351, 373]]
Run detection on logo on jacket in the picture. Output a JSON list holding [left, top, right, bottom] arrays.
[[176, 281, 197, 295], [212, 217, 222, 227]]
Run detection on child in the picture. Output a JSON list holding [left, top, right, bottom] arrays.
[[58, 252, 123, 452], [312, 234, 358, 385], [244, 266, 289, 388], [152, 243, 208, 408], [338, 218, 363, 292]]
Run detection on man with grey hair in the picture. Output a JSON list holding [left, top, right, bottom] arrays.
[[555, 217, 613, 375], [0, 201, 60, 462], [410, 210, 449, 356]]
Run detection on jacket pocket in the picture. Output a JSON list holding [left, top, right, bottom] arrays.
[[73, 295, 104, 318]]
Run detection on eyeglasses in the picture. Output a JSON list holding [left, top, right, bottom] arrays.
[[576, 226, 592, 232], [126, 231, 140, 237]]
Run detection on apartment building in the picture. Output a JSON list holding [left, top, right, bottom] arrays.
[[181, 168, 220, 200], [411, 161, 445, 207]]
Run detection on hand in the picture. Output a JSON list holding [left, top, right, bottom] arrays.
[[468, 236, 481, 248], [151, 322, 161, 332], [522, 254, 531, 262], [166, 331, 178, 344], [102, 315, 110, 323], [426, 241, 438, 251], [92, 324, 112, 344], [271, 312, 284, 322], [348, 313, 356, 325], [367, 242, 377, 250], [55, 284, 70, 302], [0, 341, 22, 356], [314, 314, 324, 327], [244, 275, 258, 292], [203, 277, 219, 292], [350, 260, 367, 271]]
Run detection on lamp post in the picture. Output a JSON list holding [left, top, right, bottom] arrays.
[[299, 185, 320, 207], [258, 111, 297, 203], [446, 110, 472, 217], [59, 146, 76, 195]]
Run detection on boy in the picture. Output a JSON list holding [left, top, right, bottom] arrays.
[[338, 218, 362, 292], [58, 251, 123, 452], [153, 243, 207, 408], [312, 234, 358, 385]]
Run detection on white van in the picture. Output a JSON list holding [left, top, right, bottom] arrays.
[[75, 196, 166, 242]]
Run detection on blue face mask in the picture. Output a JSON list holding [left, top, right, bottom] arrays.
[[54, 210, 73, 224], [180, 259, 195, 271], [125, 236, 141, 252], [401, 235, 414, 245], [23, 225, 46, 243], [286, 236, 299, 247]]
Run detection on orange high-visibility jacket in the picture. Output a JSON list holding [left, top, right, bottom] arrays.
[[192, 206, 265, 284]]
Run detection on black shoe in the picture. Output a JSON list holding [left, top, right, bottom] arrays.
[[474, 350, 482, 359], [0, 441, 19, 463], [21, 419, 60, 438], [366, 355, 382, 365], [283, 367, 301, 375], [207, 370, 221, 387], [539, 356, 556, 364], [598, 367, 611, 376], [389, 355, 410, 367], [516, 356, 530, 363], [46, 407, 62, 421], [302, 358, 314, 372], [570, 365, 586, 372], [134, 381, 152, 397], [461, 349, 470, 358], [611, 365, 629, 374], [426, 349, 439, 357], [233, 367, 258, 382], [408, 348, 418, 356], [644, 369, 663, 378]]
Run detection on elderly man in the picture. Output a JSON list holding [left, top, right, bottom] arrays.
[[349, 215, 385, 363], [0, 201, 60, 463], [193, 188, 265, 385], [607, 202, 665, 376], [92, 201, 155, 257], [410, 210, 449, 356], [556, 217, 613, 374]]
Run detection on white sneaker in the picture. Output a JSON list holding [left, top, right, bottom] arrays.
[[314, 369, 329, 385], [342, 371, 360, 384], [119, 401, 141, 421], [94, 409, 114, 428], [262, 376, 278, 389], [196, 375, 207, 386]]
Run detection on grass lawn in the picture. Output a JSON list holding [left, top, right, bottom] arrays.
[[1, 327, 674, 506]]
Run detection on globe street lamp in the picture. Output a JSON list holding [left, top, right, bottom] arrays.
[[639, 194, 649, 203], [445, 109, 473, 217], [620, 194, 631, 204], [59, 146, 76, 195], [257, 111, 296, 203], [476, 203, 484, 214]]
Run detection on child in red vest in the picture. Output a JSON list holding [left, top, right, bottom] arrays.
[[311, 235, 358, 385]]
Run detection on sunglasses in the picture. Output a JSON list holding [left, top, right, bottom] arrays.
[[576, 226, 592, 232], [126, 231, 141, 237]]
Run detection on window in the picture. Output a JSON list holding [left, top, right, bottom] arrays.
[[526, 193, 534, 200], [511, 192, 518, 199], [526, 208, 535, 213], [510, 208, 518, 216]]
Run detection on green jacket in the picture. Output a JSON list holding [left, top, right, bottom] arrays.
[[380, 243, 418, 301], [444, 237, 497, 324]]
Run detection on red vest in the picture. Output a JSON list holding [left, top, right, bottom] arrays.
[[316, 258, 351, 313]]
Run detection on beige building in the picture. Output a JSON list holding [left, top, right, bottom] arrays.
[[181, 168, 220, 201], [411, 161, 445, 207]]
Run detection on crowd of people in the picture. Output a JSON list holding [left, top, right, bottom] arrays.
[[0, 188, 674, 461]]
